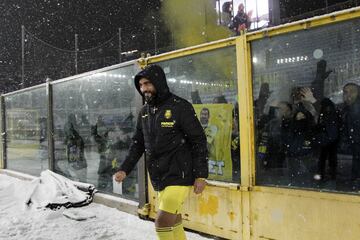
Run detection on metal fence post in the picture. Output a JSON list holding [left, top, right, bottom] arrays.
[[46, 79, 55, 171], [75, 34, 78, 75], [21, 25, 25, 88], [0, 96, 7, 169]]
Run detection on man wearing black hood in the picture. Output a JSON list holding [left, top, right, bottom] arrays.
[[114, 64, 208, 240]]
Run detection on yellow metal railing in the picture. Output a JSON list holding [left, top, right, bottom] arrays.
[[138, 6, 360, 240]]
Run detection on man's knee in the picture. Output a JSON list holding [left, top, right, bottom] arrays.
[[175, 214, 182, 224], [155, 210, 178, 227]]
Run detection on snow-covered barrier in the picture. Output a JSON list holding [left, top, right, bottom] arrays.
[[24, 170, 96, 209]]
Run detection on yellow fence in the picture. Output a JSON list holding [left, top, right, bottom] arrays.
[[141, 6, 360, 240]]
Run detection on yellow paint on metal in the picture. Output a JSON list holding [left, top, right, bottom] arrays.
[[137, 203, 150, 217], [143, 8, 360, 239], [250, 190, 360, 240], [198, 195, 219, 216], [236, 34, 255, 240], [252, 185, 360, 203], [146, 38, 236, 64], [247, 7, 360, 41], [136, 57, 147, 69], [228, 211, 236, 222], [236, 36, 254, 188], [148, 178, 242, 239]]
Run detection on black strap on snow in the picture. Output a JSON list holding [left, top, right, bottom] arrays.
[[46, 185, 96, 210]]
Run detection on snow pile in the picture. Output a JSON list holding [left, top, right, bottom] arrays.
[[0, 173, 211, 240]]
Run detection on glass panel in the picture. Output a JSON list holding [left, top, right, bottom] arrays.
[[52, 65, 139, 199], [252, 18, 360, 193], [5, 87, 48, 175], [156, 46, 239, 183], [0, 103, 2, 169]]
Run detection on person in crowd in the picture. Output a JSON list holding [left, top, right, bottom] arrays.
[[339, 83, 360, 182], [79, 114, 91, 144], [254, 83, 274, 169], [284, 102, 314, 185], [113, 64, 208, 240], [38, 117, 48, 168], [231, 103, 240, 181], [281, 87, 317, 185], [257, 101, 293, 170], [221, 1, 233, 27], [191, 90, 202, 104], [254, 82, 271, 127], [64, 114, 87, 181], [39, 117, 47, 143], [312, 98, 339, 181], [92, 115, 112, 190], [108, 122, 135, 195], [230, 3, 251, 35], [212, 94, 227, 104], [300, 87, 340, 181]]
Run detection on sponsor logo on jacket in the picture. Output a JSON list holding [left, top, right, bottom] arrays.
[[164, 110, 172, 119], [161, 121, 175, 128]]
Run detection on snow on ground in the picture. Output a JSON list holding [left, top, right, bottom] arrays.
[[0, 173, 212, 240]]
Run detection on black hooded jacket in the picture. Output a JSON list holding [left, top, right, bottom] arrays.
[[119, 65, 208, 191]]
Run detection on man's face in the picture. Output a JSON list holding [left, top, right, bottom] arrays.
[[238, 4, 244, 13], [139, 78, 156, 101], [200, 109, 209, 126], [343, 85, 359, 106]]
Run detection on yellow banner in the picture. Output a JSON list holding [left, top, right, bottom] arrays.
[[193, 104, 233, 181]]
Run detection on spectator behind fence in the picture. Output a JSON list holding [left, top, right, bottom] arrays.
[[64, 114, 87, 181], [339, 83, 360, 182], [284, 100, 315, 185], [92, 115, 112, 190], [230, 3, 251, 35], [313, 98, 339, 181], [221, 1, 233, 27], [231, 103, 240, 181], [257, 101, 293, 170]]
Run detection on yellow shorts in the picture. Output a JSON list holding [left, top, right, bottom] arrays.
[[158, 186, 191, 214]]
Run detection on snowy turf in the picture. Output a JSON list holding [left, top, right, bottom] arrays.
[[0, 173, 211, 240]]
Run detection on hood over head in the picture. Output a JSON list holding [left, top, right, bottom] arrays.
[[134, 64, 171, 104]]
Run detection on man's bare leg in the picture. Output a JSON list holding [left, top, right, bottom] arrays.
[[155, 210, 177, 240]]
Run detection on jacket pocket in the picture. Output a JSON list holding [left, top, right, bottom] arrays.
[[175, 145, 193, 179]]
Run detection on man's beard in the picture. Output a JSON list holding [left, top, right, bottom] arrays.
[[144, 92, 155, 103]]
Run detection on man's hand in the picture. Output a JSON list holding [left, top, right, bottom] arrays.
[[193, 178, 207, 194], [114, 171, 126, 183], [300, 87, 317, 103]]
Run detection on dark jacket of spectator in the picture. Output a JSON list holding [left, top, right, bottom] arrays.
[[341, 98, 360, 145], [312, 98, 340, 146], [230, 11, 250, 35], [282, 103, 315, 157]]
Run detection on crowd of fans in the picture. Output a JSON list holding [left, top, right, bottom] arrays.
[[255, 60, 360, 190], [220, 2, 252, 35]]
